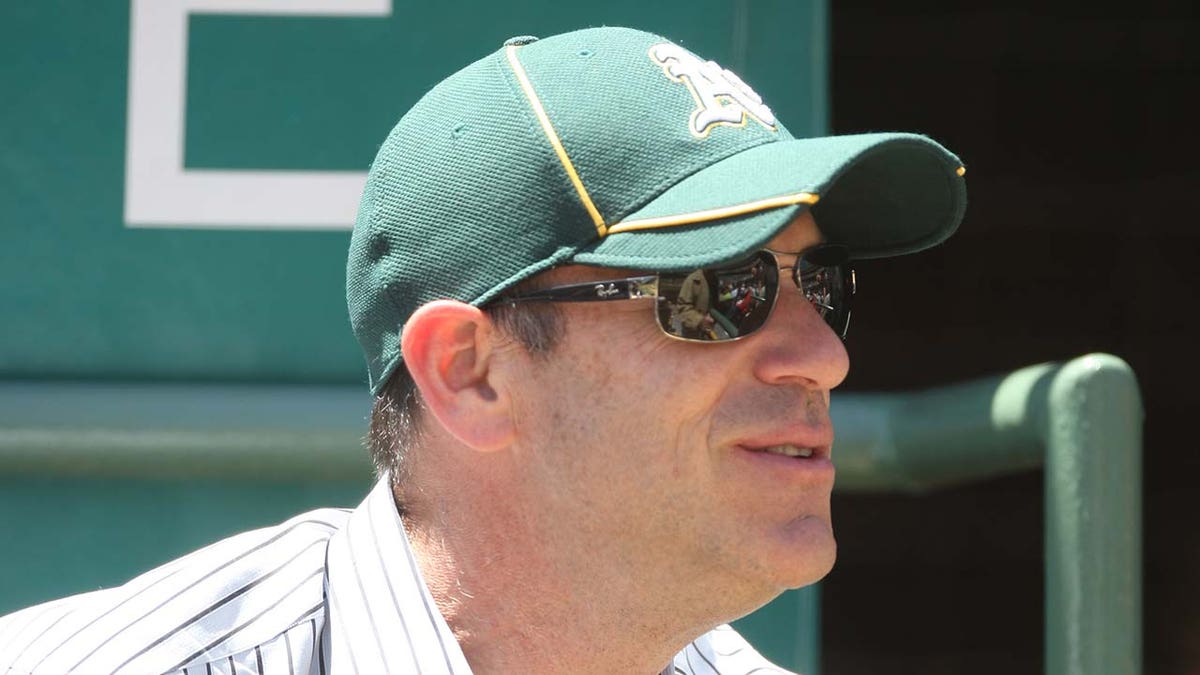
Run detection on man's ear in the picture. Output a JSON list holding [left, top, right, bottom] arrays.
[[400, 300, 515, 452]]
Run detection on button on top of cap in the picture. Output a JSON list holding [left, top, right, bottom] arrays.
[[503, 35, 539, 46]]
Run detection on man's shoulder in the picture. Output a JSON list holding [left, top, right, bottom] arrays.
[[671, 624, 799, 675], [0, 507, 351, 675]]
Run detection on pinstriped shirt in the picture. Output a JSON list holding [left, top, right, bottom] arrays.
[[0, 478, 796, 674]]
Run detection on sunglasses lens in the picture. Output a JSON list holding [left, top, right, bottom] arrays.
[[798, 245, 853, 338], [655, 252, 779, 341]]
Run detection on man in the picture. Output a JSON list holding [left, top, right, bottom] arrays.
[[673, 269, 714, 338], [0, 26, 965, 674]]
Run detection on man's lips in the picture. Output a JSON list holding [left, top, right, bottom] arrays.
[[729, 432, 835, 485], [734, 430, 833, 460], [739, 443, 831, 460]]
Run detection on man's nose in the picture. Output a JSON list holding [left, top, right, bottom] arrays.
[[750, 284, 850, 390]]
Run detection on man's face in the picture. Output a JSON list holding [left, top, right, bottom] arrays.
[[501, 211, 848, 613]]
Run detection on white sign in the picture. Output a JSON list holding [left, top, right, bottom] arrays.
[[124, 0, 391, 230]]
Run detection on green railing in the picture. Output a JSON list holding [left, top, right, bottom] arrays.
[[820, 352, 1143, 675], [0, 353, 1141, 674]]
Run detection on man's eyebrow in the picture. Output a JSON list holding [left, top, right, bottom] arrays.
[[766, 237, 828, 256], [764, 249, 804, 265]]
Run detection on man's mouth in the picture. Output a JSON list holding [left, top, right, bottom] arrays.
[[755, 444, 816, 458], [735, 441, 835, 486]]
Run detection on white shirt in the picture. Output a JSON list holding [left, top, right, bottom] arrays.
[[0, 478, 796, 674]]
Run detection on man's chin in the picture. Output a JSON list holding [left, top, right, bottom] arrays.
[[787, 552, 836, 590], [728, 543, 836, 622], [770, 523, 837, 590]]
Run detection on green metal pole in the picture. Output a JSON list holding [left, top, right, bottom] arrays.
[[0, 381, 373, 481], [832, 353, 1142, 675], [833, 361, 1054, 492], [1042, 354, 1143, 675]]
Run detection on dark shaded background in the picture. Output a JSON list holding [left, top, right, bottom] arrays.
[[824, 2, 1197, 673]]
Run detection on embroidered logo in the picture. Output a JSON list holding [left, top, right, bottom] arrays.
[[649, 43, 777, 138]]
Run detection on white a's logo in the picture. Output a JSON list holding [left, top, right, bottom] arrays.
[[649, 43, 777, 138]]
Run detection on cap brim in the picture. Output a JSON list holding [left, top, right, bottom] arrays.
[[574, 132, 966, 271]]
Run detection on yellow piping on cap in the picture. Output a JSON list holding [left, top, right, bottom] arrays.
[[505, 45, 607, 237], [607, 192, 819, 235]]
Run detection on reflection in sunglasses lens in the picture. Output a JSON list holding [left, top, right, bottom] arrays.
[[796, 246, 851, 338], [655, 247, 850, 341], [656, 252, 778, 341]]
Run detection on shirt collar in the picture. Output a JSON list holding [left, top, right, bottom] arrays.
[[325, 476, 473, 673]]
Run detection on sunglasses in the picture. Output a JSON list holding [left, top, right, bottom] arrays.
[[498, 244, 854, 342]]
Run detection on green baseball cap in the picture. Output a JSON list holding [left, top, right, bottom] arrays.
[[347, 26, 967, 393]]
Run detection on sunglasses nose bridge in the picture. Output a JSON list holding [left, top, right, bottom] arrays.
[[774, 276, 823, 323]]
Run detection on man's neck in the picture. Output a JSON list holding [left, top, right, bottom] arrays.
[[396, 482, 707, 675]]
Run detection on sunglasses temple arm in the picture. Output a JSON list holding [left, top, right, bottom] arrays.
[[500, 276, 659, 304]]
